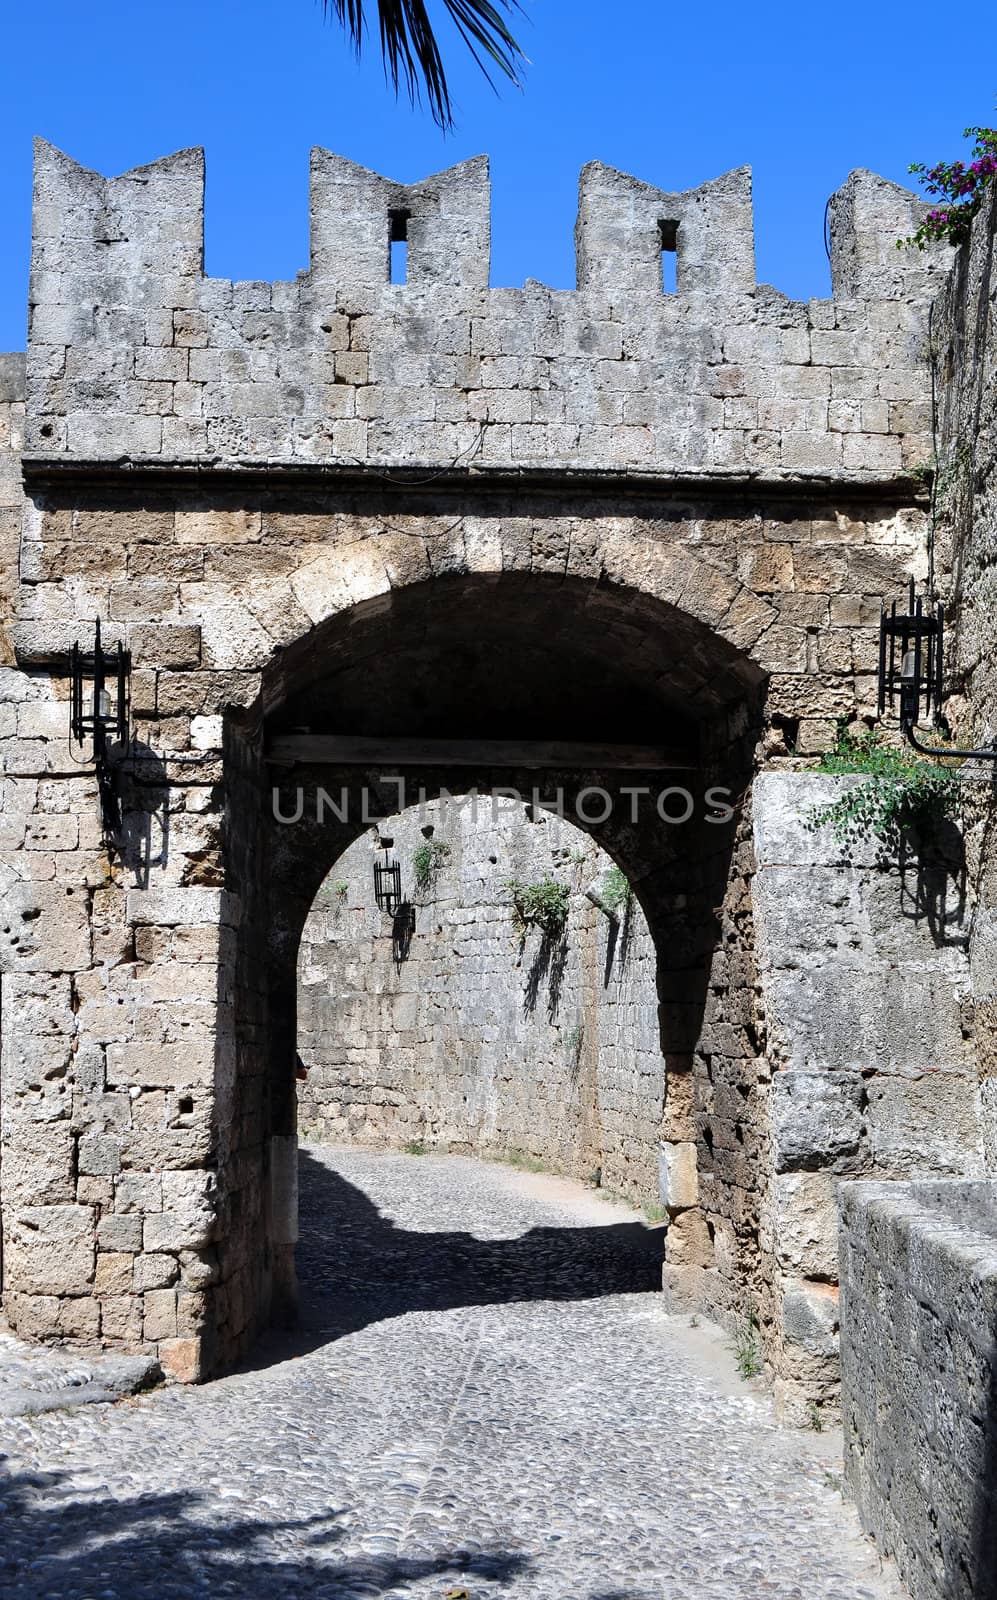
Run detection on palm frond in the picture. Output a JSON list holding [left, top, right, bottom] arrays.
[[323, 0, 525, 128]]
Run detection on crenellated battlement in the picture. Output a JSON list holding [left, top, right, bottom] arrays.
[[24, 141, 953, 478]]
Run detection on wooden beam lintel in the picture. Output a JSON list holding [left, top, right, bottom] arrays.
[[266, 735, 697, 771]]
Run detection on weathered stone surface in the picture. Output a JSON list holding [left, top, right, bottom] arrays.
[[659, 1140, 699, 1210], [771, 1172, 839, 1278], [22, 144, 940, 479], [780, 1279, 838, 1355], [0, 882, 91, 972], [840, 1179, 997, 1600], [4, 1204, 95, 1295], [770, 1071, 865, 1172]]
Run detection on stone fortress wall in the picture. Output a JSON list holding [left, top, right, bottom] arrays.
[[832, 168, 997, 1599], [0, 138, 975, 1412], [23, 145, 943, 484], [296, 798, 664, 1204]]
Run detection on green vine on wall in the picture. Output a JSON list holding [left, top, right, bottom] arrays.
[[505, 875, 571, 939], [808, 727, 961, 850]]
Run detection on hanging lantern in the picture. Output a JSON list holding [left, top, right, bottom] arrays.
[[877, 580, 997, 761], [70, 617, 131, 761], [373, 836, 402, 913], [69, 618, 132, 842], [878, 579, 944, 733]]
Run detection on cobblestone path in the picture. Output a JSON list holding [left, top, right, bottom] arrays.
[[2, 1147, 904, 1600]]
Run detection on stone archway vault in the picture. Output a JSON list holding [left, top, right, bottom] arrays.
[[0, 492, 923, 1396]]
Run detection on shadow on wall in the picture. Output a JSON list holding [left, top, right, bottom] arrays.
[[521, 928, 568, 1020], [0, 1459, 531, 1598], [249, 1151, 663, 1363], [898, 819, 968, 949]]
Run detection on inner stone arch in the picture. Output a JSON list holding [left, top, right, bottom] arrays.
[[295, 793, 663, 1201]]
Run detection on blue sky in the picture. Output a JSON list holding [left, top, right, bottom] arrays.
[[0, 2, 994, 349]]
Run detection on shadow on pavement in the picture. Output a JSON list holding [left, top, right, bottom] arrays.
[[0, 1458, 531, 1599], [246, 1151, 663, 1367]]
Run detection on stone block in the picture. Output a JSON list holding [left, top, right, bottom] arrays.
[[780, 1279, 839, 1355], [0, 881, 92, 972], [76, 1176, 113, 1206], [772, 1172, 839, 1278], [144, 1207, 216, 1252], [158, 1335, 206, 1383], [658, 1140, 699, 1210], [5, 1203, 95, 1295], [106, 1040, 215, 1089], [134, 1252, 180, 1291], [96, 1212, 144, 1252], [130, 624, 202, 668], [143, 1288, 178, 1340], [176, 1289, 209, 1336], [0, 1120, 75, 1204], [125, 886, 241, 928], [664, 1209, 713, 1268], [101, 1293, 144, 1342], [660, 1263, 706, 1313], [5, 1291, 63, 1340], [770, 1071, 865, 1172], [94, 1251, 136, 1295], [57, 1294, 101, 1339], [114, 1172, 164, 1213], [78, 1132, 123, 1176], [865, 1073, 981, 1176], [175, 509, 261, 544], [179, 1247, 219, 1288]]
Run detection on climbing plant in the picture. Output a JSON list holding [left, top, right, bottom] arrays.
[[899, 115, 997, 249], [505, 875, 571, 939], [808, 726, 961, 850]]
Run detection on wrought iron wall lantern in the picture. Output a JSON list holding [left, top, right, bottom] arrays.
[[878, 580, 997, 760], [70, 616, 218, 854], [373, 837, 402, 913], [70, 618, 131, 839]]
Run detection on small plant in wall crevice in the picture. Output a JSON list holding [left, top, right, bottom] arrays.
[[505, 874, 571, 939], [563, 1022, 584, 1068], [412, 839, 451, 892], [600, 864, 633, 914], [316, 878, 349, 910]]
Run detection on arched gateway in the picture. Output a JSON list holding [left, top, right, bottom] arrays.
[[0, 141, 976, 1419]]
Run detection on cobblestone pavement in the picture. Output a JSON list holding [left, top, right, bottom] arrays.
[[1, 1147, 905, 1600]]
